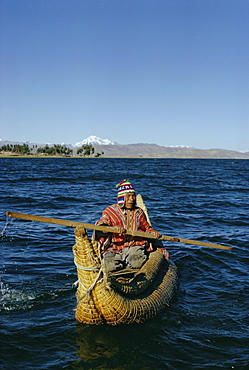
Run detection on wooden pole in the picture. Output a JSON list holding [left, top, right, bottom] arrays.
[[6, 211, 232, 251]]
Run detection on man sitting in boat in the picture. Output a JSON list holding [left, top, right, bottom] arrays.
[[94, 179, 169, 272]]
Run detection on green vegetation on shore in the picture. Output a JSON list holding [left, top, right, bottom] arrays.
[[0, 143, 104, 157]]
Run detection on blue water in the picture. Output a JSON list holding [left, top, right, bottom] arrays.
[[1, 158, 248, 370]]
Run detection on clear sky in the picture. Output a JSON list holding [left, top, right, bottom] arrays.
[[0, 0, 248, 151]]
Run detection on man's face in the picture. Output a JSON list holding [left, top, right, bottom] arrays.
[[124, 192, 136, 209]]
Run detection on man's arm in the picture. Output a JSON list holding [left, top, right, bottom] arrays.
[[139, 210, 161, 239]]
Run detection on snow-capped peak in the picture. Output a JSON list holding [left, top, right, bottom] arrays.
[[74, 135, 116, 147], [168, 145, 192, 148]]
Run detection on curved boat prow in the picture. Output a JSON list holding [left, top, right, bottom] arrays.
[[73, 226, 177, 325]]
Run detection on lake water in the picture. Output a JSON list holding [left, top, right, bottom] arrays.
[[1, 158, 248, 370]]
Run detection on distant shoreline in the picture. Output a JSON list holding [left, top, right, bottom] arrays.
[[1, 140, 248, 159], [0, 154, 97, 158], [0, 154, 248, 160]]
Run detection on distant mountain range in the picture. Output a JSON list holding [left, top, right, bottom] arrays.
[[0, 136, 248, 159], [74, 135, 117, 147]]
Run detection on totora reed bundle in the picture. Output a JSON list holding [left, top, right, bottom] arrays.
[[72, 225, 177, 325]]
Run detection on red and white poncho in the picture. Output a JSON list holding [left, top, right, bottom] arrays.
[[95, 204, 156, 253]]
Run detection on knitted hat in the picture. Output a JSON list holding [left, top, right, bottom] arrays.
[[116, 179, 135, 207]]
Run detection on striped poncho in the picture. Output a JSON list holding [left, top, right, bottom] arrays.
[[95, 204, 156, 253]]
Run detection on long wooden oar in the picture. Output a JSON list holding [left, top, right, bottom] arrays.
[[6, 211, 232, 251]]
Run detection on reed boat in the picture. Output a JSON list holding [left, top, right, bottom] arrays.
[[6, 199, 230, 325], [72, 195, 177, 325]]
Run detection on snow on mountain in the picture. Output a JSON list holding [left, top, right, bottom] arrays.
[[168, 145, 192, 148], [74, 135, 116, 147]]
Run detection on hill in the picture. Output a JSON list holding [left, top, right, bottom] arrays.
[[0, 139, 248, 159], [91, 143, 249, 159]]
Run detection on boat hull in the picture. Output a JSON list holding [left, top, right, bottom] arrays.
[[73, 226, 177, 325]]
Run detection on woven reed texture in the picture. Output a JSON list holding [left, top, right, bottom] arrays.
[[136, 193, 151, 225], [109, 248, 166, 296], [72, 226, 177, 325]]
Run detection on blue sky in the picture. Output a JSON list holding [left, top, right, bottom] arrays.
[[0, 0, 248, 151]]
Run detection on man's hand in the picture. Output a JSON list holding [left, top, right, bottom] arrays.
[[100, 224, 126, 234], [115, 225, 126, 234], [149, 230, 161, 239]]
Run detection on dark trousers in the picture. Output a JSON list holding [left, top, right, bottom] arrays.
[[102, 245, 148, 272]]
